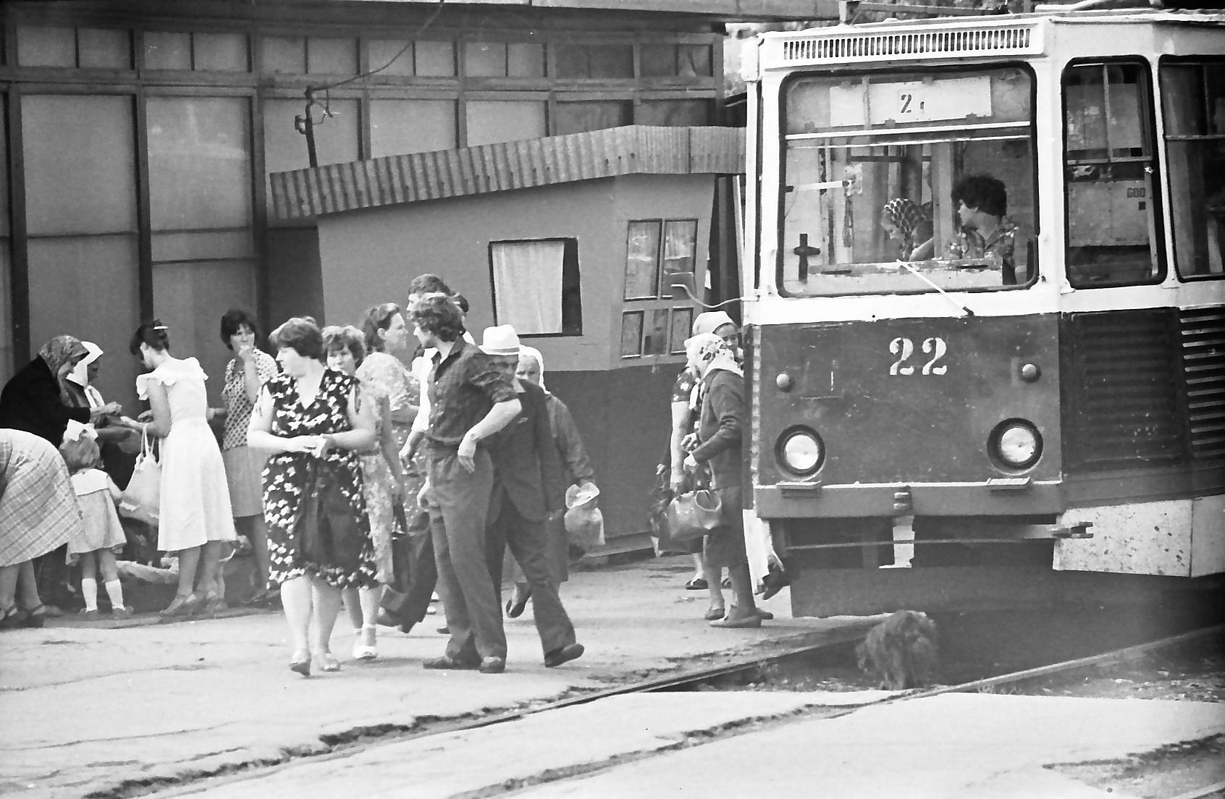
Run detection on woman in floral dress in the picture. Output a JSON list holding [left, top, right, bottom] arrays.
[[248, 317, 378, 677]]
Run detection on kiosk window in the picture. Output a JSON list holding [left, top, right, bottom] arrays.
[[490, 238, 582, 336], [1062, 61, 1164, 287]]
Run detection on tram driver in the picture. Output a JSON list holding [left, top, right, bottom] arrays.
[[945, 174, 1020, 285]]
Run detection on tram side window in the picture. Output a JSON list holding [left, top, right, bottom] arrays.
[[1161, 59, 1225, 279], [1062, 62, 1164, 288]]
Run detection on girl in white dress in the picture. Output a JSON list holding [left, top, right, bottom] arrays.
[[123, 321, 237, 617]]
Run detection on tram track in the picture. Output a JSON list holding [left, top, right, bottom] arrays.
[[128, 620, 1225, 799]]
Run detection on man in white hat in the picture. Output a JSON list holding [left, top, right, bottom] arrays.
[[410, 296, 521, 674], [481, 325, 585, 669]]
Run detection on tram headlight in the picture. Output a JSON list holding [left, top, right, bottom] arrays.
[[777, 427, 823, 475], [990, 420, 1042, 470]]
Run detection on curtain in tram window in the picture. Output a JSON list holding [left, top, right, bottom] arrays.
[[492, 240, 564, 335]]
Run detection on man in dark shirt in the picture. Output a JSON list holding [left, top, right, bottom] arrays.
[[411, 295, 521, 674]]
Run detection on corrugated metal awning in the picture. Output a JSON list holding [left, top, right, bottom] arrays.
[[269, 125, 745, 221]]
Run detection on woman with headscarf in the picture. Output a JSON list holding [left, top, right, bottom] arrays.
[[881, 198, 934, 261], [681, 332, 760, 628], [503, 345, 597, 618], [0, 335, 122, 445]]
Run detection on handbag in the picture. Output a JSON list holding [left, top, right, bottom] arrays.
[[294, 459, 366, 572], [118, 429, 161, 528], [666, 489, 723, 542]]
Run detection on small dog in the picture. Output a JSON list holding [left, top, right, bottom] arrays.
[[856, 610, 939, 690]]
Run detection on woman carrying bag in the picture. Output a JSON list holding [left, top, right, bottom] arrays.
[[681, 333, 761, 629]]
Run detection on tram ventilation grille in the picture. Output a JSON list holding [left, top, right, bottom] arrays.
[[779, 26, 1037, 64], [1064, 311, 1187, 471], [1180, 307, 1225, 462]]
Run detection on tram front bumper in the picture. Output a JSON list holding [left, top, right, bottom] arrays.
[[754, 479, 1066, 518]]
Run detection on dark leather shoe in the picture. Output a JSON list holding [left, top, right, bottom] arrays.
[[761, 564, 793, 601], [423, 655, 479, 670], [478, 656, 506, 674], [544, 643, 585, 668]]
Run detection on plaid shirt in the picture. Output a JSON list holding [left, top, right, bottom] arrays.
[[424, 339, 516, 450], [946, 217, 1019, 272]]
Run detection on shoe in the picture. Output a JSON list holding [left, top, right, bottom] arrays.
[[423, 654, 480, 670], [684, 577, 708, 591], [313, 651, 340, 672], [159, 593, 202, 618], [112, 606, 134, 621], [710, 613, 762, 629], [436, 625, 450, 634], [79, 608, 101, 621], [353, 626, 378, 661], [479, 656, 506, 674], [721, 576, 732, 589], [377, 609, 401, 628], [703, 606, 727, 622], [505, 585, 531, 619], [289, 650, 311, 677], [726, 605, 774, 621], [0, 606, 28, 630], [761, 564, 793, 601], [544, 643, 584, 668], [21, 605, 48, 628]]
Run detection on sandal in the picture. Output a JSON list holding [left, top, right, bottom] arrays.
[[159, 593, 202, 618], [0, 606, 27, 630], [684, 577, 708, 591], [21, 604, 48, 628], [703, 605, 727, 621]]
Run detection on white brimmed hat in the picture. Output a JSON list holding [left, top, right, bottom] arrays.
[[479, 324, 521, 356]]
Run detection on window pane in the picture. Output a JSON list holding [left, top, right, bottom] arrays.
[[28, 235, 141, 406], [152, 259, 257, 403], [1163, 61, 1225, 278], [147, 97, 252, 231], [491, 240, 565, 335], [22, 95, 137, 235], [641, 44, 675, 78], [1064, 62, 1161, 287], [415, 40, 455, 76], [507, 43, 543, 78], [262, 36, 305, 74], [620, 311, 643, 357], [465, 41, 505, 77], [371, 99, 456, 157], [369, 40, 414, 76], [79, 28, 131, 69], [643, 308, 669, 356], [638, 99, 710, 127], [309, 37, 356, 75], [624, 221, 661, 299], [554, 44, 588, 79], [669, 308, 692, 354], [465, 100, 545, 146], [553, 100, 631, 135], [678, 44, 712, 78], [195, 33, 248, 72], [145, 31, 191, 71], [589, 44, 633, 79], [662, 220, 698, 294], [17, 26, 75, 67]]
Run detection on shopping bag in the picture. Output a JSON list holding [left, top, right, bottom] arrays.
[[563, 483, 604, 554], [294, 460, 365, 572], [665, 489, 723, 542], [118, 429, 161, 528]]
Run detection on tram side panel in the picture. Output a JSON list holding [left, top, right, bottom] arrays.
[[1054, 305, 1225, 579]]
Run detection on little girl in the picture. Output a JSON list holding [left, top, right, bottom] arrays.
[[61, 421, 131, 620]]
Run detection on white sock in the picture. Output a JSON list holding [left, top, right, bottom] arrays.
[[81, 578, 98, 611], [104, 579, 125, 611]]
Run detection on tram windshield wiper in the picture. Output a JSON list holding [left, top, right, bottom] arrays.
[[894, 260, 976, 317]]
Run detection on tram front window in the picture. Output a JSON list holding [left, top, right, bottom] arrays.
[[780, 66, 1036, 296]]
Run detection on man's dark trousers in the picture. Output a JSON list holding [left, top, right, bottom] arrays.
[[428, 447, 506, 662], [487, 487, 577, 656]]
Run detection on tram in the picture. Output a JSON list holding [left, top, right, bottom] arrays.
[[739, 4, 1225, 616]]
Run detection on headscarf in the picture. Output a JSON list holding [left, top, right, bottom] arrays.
[[691, 311, 736, 337], [38, 335, 87, 404], [881, 198, 931, 255], [518, 345, 545, 390], [66, 341, 102, 388], [684, 332, 743, 380]]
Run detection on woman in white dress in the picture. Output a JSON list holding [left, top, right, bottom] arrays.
[[123, 320, 236, 617]]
